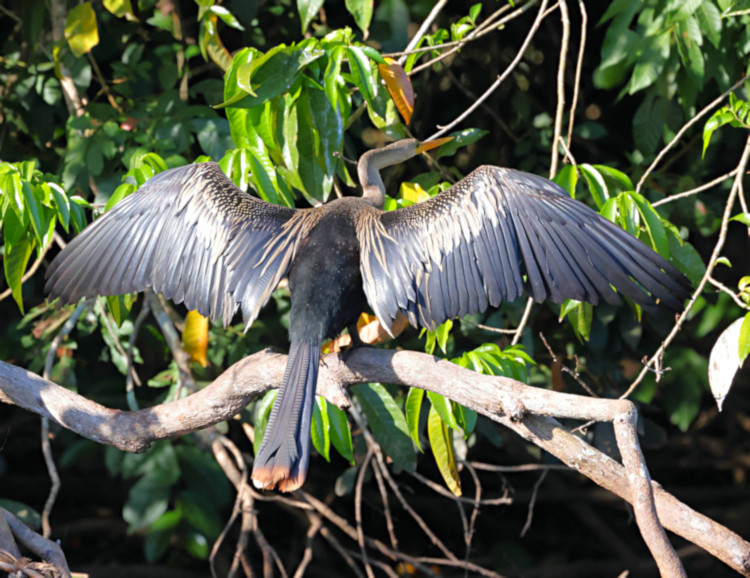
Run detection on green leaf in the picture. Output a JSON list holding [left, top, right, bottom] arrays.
[[123, 467, 178, 532], [311, 396, 331, 462], [579, 164, 609, 209], [324, 45, 345, 110], [209, 6, 245, 30], [3, 232, 33, 312], [427, 391, 459, 430], [220, 46, 309, 110], [21, 181, 44, 248], [627, 32, 670, 94], [346, 46, 378, 112], [633, 94, 663, 155], [107, 294, 134, 327], [353, 383, 416, 472], [697, 1, 721, 48], [298, 0, 324, 33], [553, 164, 578, 197], [739, 313, 750, 365], [346, 0, 374, 36], [593, 164, 634, 192], [295, 87, 342, 204], [628, 191, 668, 256], [47, 182, 70, 232], [253, 390, 278, 457], [404, 388, 424, 451], [65, 2, 99, 57], [328, 401, 354, 463], [427, 406, 462, 496], [730, 213, 750, 227], [178, 489, 223, 540], [559, 300, 593, 342], [453, 402, 477, 436], [667, 233, 704, 286], [434, 128, 489, 160]]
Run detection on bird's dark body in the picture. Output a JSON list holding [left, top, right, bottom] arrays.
[[44, 139, 691, 491], [288, 202, 368, 343]]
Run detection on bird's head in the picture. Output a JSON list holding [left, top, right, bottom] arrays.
[[357, 137, 452, 207]]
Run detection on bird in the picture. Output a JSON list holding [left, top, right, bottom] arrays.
[[45, 138, 691, 491]]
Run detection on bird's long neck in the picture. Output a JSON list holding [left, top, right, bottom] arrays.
[[357, 148, 388, 208], [357, 140, 420, 209]]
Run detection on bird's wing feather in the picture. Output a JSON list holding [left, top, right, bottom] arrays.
[[359, 166, 690, 332], [46, 162, 318, 329]]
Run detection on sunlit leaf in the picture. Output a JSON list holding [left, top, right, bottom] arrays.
[[427, 391, 459, 430], [328, 401, 354, 463], [3, 233, 33, 312], [311, 397, 331, 461], [182, 310, 209, 367], [346, 0, 374, 37], [298, 0, 324, 33], [103, 0, 137, 21], [378, 57, 413, 124], [427, 406, 462, 496], [708, 316, 749, 411], [404, 388, 424, 451], [65, 2, 99, 57]]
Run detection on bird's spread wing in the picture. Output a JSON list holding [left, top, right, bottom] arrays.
[[46, 162, 320, 329], [359, 166, 690, 332]]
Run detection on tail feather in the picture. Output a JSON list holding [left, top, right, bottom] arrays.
[[252, 340, 320, 492]]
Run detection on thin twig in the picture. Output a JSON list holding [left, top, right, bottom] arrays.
[[145, 292, 195, 395], [707, 276, 750, 310], [354, 448, 375, 578], [318, 525, 366, 578], [520, 469, 548, 537], [406, 2, 526, 76], [95, 299, 142, 387], [511, 298, 534, 346], [461, 461, 483, 572], [398, 0, 449, 65], [652, 169, 737, 207], [349, 405, 460, 562], [539, 332, 598, 397], [564, 0, 587, 161], [125, 300, 151, 411], [550, 0, 569, 178], [41, 299, 90, 539], [624, 134, 750, 398], [636, 76, 747, 194], [427, 0, 550, 140]]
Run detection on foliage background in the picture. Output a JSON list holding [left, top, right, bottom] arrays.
[[1, 0, 749, 575]]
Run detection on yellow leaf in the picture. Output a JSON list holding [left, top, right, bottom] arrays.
[[182, 310, 209, 367], [204, 15, 233, 72], [400, 182, 430, 204], [428, 406, 462, 496], [103, 0, 138, 21], [324, 312, 409, 353], [65, 3, 99, 58], [378, 57, 414, 125]]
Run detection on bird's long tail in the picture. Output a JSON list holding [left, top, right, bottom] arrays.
[[252, 340, 320, 492]]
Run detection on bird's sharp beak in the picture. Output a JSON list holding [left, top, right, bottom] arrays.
[[416, 137, 453, 154]]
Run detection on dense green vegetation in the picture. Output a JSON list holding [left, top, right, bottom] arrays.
[[1, 0, 749, 575]]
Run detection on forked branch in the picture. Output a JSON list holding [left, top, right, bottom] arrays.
[[1, 350, 749, 575]]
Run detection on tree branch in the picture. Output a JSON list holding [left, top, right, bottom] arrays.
[[1, 349, 749, 575]]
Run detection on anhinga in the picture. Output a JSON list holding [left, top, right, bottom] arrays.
[[46, 139, 691, 491]]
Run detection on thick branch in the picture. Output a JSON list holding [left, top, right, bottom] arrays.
[[1, 350, 749, 574]]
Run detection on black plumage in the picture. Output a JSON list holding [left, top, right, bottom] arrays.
[[45, 139, 691, 491]]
